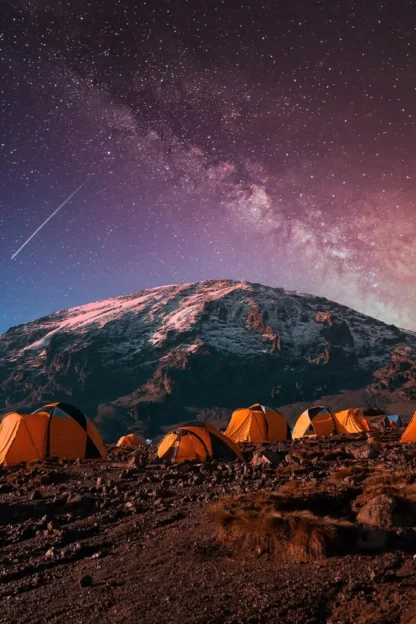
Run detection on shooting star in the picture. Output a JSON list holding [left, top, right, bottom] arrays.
[[11, 176, 91, 260]]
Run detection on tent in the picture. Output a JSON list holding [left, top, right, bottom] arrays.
[[225, 403, 290, 443], [157, 421, 244, 463], [332, 409, 367, 435], [388, 414, 403, 429], [400, 412, 416, 443], [292, 406, 335, 439], [352, 408, 388, 431], [0, 412, 49, 466], [292, 407, 367, 439], [0, 403, 106, 466], [116, 433, 144, 447]]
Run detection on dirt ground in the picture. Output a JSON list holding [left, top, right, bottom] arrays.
[[1, 433, 416, 624]]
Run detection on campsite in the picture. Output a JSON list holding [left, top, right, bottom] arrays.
[[2, 0, 416, 620], [1, 402, 416, 623]]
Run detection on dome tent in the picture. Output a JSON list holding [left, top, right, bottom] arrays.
[[332, 409, 367, 434], [225, 403, 290, 443], [0, 402, 106, 466], [0, 412, 49, 467], [157, 421, 244, 463], [292, 407, 335, 439], [117, 433, 145, 447]]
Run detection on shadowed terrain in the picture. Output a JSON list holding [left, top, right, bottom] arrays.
[[1, 431, 416, 623]]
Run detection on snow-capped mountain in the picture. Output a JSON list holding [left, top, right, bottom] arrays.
[[1, 279, 415, 440]]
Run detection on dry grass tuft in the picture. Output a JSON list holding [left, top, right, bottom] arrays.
[[353, 468, 416, 512], [212, 493, 354, 561]]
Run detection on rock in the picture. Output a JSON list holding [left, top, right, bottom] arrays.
[[350, 445, 378, 460], [30, 489, 43, 501], [66, 494, 95, 511], [357, 495, 416, 528], [127, 455, 142, 468], [45, 547, 56, 559], [66, 493, 82, 505], [80, 574, 93, 587], [251, 449, 286, 467], [357, 495, 395, 528]]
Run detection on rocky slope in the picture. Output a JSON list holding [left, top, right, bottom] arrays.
[[1, 433, 416, 623], [0, 279, 415, 440]]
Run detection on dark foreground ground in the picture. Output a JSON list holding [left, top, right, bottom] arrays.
[[1, 432, 416, 624]]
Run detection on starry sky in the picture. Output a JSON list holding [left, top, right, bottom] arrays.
[[1, 0, 415, 335]]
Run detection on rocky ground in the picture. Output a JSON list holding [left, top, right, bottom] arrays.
[[1, 432, 416, 624]]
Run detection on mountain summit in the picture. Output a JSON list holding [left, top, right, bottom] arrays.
[[1, 279, 415, 439]]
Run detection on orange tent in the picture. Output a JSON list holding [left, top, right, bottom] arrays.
[[116, 433, 144, 447], [292, 407, 335, 439], [0, 412, 49, 466], [157, 421, 244, 463], [332, 409, 367, 435], [400, 412, 416, 443], [0, 402, 106, 467], [225, 403, 290, 443]]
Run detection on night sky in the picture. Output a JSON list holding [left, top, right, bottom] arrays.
[[1, 1, 415, 335]]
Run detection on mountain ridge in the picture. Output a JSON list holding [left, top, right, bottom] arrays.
[[1, 279, 415, 440]]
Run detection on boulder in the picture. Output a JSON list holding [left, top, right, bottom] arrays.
[[251, 449, 286, 467], [357, 494, 416, 528], [357, 495, 395, 528]]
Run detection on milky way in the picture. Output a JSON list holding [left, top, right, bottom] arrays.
[[1, 0, 415, 333]]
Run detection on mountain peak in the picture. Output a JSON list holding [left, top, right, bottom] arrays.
[[1, 279, 415, 439]]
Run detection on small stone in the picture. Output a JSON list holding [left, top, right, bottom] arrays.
[[66, 493, 82, 505], [80, 574, 93, 587]]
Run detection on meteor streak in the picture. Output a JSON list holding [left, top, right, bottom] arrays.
[[11, 177, 91, 260]]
